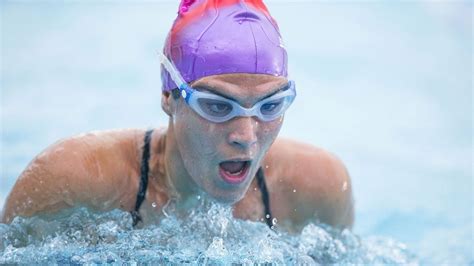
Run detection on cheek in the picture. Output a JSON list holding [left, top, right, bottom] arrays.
[[174, 106, 224, 159], [258, 117, 284, 147]]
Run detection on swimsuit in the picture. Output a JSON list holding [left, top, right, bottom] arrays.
[[256, 167, 273, 228], [130, 129, 153, 226], [131, 129, 274, 228]]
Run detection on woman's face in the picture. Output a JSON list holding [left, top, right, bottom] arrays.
[[170, 73, 288, 204]]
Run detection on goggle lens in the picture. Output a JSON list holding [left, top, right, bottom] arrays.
[[197, 98, 233, 118]]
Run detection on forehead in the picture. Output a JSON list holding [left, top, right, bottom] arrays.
[[190, 73, 288, 98]]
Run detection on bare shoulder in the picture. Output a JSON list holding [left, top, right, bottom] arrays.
[[1, 128, 152, 223], [264, 137, 354, 230]]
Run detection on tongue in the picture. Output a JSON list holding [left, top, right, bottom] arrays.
[[220, 161, 245, 174]]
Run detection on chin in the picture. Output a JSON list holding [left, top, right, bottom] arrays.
[[206, 188, 246, 205]]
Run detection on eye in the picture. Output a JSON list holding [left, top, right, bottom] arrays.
[[260, 100, 284, 115], [197, 98, 233, 117], [209, 103, 230, 113]]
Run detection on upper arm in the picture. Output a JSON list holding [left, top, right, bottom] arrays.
[[1, 139, 81, 223], [266, 139, 354, 231], [293, 148, 354, 229], [313, 152, 354, 228], [1, 131, 139, 224]]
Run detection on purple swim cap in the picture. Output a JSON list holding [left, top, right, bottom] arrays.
[[161, 0, 288, 91]]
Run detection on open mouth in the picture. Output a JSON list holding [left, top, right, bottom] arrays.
[[219, 160, 251, 184]]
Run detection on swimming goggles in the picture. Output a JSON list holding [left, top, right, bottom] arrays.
[[159, 52, 296, 123]]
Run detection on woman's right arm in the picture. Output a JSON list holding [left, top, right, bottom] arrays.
[[1, 130, 142, 224]]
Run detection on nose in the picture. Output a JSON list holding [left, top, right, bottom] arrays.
[[227, 116, 258, 150]]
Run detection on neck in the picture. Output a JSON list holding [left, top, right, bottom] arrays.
[[162, 121, 200, 205]]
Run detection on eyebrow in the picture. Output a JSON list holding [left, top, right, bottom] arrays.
[[192, 82, 290, 102]]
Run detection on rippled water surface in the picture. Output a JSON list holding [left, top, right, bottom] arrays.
[[1, 202, 416, 264]]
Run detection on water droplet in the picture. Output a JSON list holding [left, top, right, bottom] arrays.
[[265, 214, 270, 219], [238, 19, 243, 24], [254, 187, 257, 191], [293, 189, 296, 193], [342, 181, 348, 191], [197, 195, 201, 200], [265, 165, 269, 169], [152, 202, 157, 208]]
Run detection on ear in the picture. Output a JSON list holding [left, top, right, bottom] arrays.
[[161, 91, 173, 116]]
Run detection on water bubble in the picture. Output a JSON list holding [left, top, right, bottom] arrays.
[[152, 202, 157, 208], [293, 189, 296, 193], [205, 237, 228, 259], [297, 255, 315, 264], [266, 214, 270, 219], [272, 218, 278, 225], [197, 195, 201, 200], [265, 165, 269, 169], [71, 255, 82, 262]]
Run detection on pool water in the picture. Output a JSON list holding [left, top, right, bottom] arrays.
[[1, 1, 472, 264], [1, 200, 416, 264]]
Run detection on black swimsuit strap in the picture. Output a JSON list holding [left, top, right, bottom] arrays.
[[131, 129, 154, 226], [256, 167, 273, 228]]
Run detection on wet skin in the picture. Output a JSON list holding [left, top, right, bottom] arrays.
[[1, 73, 354, 232]]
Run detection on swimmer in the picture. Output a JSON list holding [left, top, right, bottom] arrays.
[[1, 0, 353, 232]]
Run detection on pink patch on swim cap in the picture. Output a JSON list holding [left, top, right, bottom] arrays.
[[178, 0, 196, 15]]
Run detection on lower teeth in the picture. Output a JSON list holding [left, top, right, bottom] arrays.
[[227, 169, 243, 176]]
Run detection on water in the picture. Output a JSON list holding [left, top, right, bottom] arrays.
[[0, 201, 416, 264], [1, 1, 472, 264]]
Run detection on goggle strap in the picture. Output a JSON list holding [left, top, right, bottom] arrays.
[[159, 51, 187, 91]]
